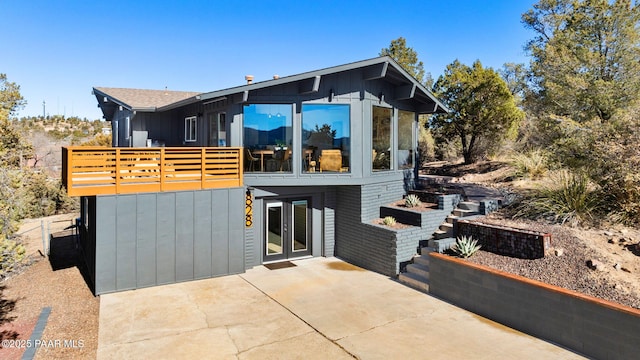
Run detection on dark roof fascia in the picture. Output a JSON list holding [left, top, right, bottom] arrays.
[[384, 59, 449, 114], [198, 57, 391, 101], [155, 94, 202, 112], [198, 56, 448, 114], [92, 87, 133, 112]]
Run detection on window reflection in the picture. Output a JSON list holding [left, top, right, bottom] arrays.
[[372, 106, 392, 171], [301, 104, 350, 173], [398, 110, 415, 169], [243, 104, 293, 173]]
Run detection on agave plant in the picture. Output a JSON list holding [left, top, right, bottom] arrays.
[[404, 194, 422, 208], [451, 235, 481, 258], [382, 216, 397, 226]]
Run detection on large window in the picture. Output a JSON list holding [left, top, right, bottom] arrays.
[[398, 110, 415, 169], [301, 104, 350, 173], [185, 116, 197, 142], [243, 104, 293, 173], [372, 106, 392, 171]]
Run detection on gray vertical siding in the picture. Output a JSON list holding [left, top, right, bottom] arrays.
[[92, 188, 245, 295]]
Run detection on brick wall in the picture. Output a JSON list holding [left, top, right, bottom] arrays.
[[456, 220, 551, 259], [429, 253, 640, 360]]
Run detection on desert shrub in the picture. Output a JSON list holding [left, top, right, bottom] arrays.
[[515, 170, 601, 225], [19, 171, 78, 218], [404, 194, 422, 208], [80, 133, 112, 147], [510, 149, 549, 179], [382, 216, 397, 226], [0, 234, 25, 276]]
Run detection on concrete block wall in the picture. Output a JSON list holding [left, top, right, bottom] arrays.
[[335, 186, 397, 276], [429, 253, 640, 360], [336, 185, 459, 276]]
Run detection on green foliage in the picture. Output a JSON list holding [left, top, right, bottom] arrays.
[[19, 172, 78, 218], [510, 149, 549, 179], [523, 0, 640, 123], [380, 37, 426, 84], [80, 133, 112, 147], [404, 194, 422, 208], [0, 233, 25, 276], [451, 236, 481, 258], [431, 60, 524, 164], [515, 170, 601, 225], [417, 116, 436, 165], [383, 216, 397, 226]]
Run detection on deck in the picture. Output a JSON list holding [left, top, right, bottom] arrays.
[[62, 147, 243, 196]]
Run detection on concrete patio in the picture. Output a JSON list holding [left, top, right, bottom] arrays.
[[98, 257, 585, 359]]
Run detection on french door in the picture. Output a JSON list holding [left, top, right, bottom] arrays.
[[265, 199, 311, 262]]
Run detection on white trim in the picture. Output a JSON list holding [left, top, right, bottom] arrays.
[[184, 116, 197, 142]]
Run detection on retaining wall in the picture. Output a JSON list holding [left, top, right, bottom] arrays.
[[456, 220, 551, 259], [429, 253, 640, 360]]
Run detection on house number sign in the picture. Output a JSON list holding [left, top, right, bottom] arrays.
[[245, 191, 253, 227]]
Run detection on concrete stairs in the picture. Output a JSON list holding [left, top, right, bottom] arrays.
[[398, 249, 433, 292], [428, 200, 481, 253]]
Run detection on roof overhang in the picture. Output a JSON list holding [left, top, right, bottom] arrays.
[[197, 56, 449, 114]]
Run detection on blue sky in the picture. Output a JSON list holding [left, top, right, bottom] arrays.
[[2, 0, 536, 120]]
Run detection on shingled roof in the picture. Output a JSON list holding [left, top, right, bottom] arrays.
[[93, 87, 201, 111]]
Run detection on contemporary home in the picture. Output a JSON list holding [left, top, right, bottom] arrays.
[[62, 56, 448, 294]]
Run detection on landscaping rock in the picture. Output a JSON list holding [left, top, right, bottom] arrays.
[[554, 248, 564, 256], [587, 259, 605, 271], [604, 230, 614, 236], [614, 263, 621, 270], [608, 239, 615, 244]]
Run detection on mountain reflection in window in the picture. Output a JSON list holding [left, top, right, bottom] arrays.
[[243, 104, 293, 173], [302, 104, 350, 173]]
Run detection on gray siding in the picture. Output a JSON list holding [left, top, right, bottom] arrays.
[[93, 188, 244, 295]]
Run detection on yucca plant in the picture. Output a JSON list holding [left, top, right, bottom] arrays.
[[510, 149, 549, 179], [451, 235, 481, 258], [382, 216, 396, 226], [516, 170, 601, 225], [404, 194, 422, 208]]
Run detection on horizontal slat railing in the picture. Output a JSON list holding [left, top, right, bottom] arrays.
[[62, 147, 243, 196]]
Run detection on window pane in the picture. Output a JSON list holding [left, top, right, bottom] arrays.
[[372, 106, 392, 171], [185, 116, 197, 142], [398, 110, 414, 169], [301, 104, 350, 173], [243, 104, 293, 173]]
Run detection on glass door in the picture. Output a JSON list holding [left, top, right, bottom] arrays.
[[264, 199, 311, 262]]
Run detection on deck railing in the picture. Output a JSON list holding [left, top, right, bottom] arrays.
[[62, 147, 243, 196]]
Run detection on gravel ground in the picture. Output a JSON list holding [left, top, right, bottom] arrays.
[[465, 215, 640, 310], [0, 228, 99, 360]]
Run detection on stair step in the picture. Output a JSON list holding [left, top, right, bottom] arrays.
[[433, 230, 452, 240], [406, 263, 429, 279], [398, 272, 429, 292], [446, 215, 460, 224], [458, 201, 480, 212], [453, 208, 480, 217], [428, 237, 456, 253], [413, 254, 431, 266], [439, 222, 453, 231], [420, 246, 436, 256]]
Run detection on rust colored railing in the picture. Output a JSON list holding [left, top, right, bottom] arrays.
[[62, 147, 243, 196]]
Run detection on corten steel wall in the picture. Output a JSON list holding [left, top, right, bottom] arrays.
[[429, 253, 640, 360], [456, 220, 551, 259], [91, 187, 245, 295]]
